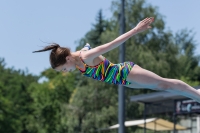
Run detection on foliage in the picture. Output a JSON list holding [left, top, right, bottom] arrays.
[[25, 69, 76, 133], [0, 58, 38, 133]]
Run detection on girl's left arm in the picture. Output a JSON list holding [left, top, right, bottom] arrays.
[[83, 17, 154, 60]]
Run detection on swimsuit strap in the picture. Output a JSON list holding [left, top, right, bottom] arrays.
[[76, 51, 86, 71], [79, 51, 87, 64]]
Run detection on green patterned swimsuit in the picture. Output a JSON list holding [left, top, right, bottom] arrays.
[[76, 52, 134, 85]]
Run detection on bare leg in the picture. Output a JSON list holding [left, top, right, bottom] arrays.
[[126, 65, 200, 102]]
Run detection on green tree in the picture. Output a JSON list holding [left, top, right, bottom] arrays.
[[26, 68, 76, 133], [175, 29, 200, 81], [76, 9, 109, 50], [0, 58, 38, 133]]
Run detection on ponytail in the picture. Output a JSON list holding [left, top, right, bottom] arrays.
[[32, 43, 60, 53], [33, 43, 71, 69]]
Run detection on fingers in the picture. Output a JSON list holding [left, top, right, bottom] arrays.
[[146, 17, 154, 24], [149, 17, 154, 23], [141, 17, 149, 23], [142, 17, 154, 24], [135, 17, 154, 32], [147, 18, 154, 29]]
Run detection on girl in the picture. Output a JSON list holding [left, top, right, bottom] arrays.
[[33, 17, 200, 103]]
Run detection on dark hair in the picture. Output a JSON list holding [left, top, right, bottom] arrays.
[[33, 43, 71, 69]]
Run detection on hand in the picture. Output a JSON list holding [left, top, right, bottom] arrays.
[[134, 17, 154, 33]]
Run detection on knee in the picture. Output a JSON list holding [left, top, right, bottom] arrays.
[[156, 79, 182, 90], [157, 82, 171, 90]]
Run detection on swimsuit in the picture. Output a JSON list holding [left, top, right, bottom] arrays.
[[76, 52, 134, 85]]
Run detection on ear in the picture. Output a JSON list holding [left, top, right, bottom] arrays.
[[66, 55, 74, 62], [66, 56, 70, 61]]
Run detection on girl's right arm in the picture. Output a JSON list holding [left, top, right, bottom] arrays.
[[82, 17, 154, 61]]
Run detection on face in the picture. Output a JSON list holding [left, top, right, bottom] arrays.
[[55, 56, 76, 73]]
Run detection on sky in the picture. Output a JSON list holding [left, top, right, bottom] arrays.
[[0, 0, 200, 76]]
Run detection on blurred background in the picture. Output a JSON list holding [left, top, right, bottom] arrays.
[[0, 0, 200, 133]]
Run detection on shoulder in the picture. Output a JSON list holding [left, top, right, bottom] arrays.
[[79, 50, 93, 61], [79, 43, 93, 60], [80, 51, 105, 66]]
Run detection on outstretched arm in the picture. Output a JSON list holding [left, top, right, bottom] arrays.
[[83, 17, 154, 60]]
